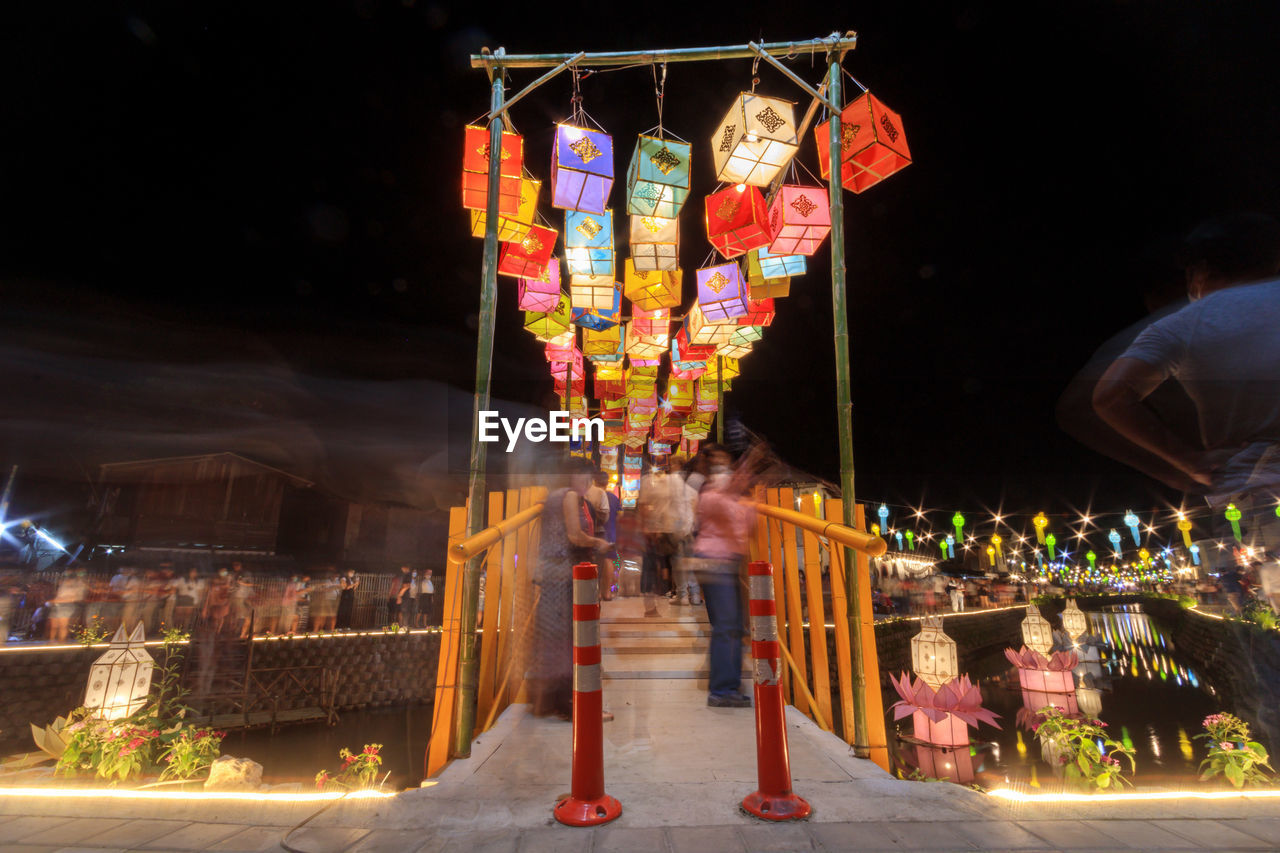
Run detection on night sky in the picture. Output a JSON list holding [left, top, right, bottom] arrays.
[[3, 2, 1279, 533]]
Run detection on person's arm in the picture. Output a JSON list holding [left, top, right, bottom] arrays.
[[1092, 357, 1223, 486], [563, 490, 609, 550]]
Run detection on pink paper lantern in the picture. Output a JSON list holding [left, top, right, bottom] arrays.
[[518, 260, 562, 312], [766, 185, 831, 255]]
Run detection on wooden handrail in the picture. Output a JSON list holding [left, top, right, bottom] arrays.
[[750, 501, 888, 557], [447, 502, 545, 564]]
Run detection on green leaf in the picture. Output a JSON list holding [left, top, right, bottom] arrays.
[[1225, 762, 1245, 788]]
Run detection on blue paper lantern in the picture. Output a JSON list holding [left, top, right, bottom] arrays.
[[564, 209, 615, 276], [627, 135, 691, 219], [757, 247, 806, 279]]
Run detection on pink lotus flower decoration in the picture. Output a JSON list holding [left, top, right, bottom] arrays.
[[1004, 646, 1078, 672], [889, 672, 1002, 729]]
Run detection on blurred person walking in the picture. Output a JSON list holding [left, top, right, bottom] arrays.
[[48, 569, 87, 642], [638, 457, 681, 616], [418, 569, 435, 627], [172, 568, 205, 630], [587, 470, 620, 601], [336, 569, 359, 629], [389, 565, 412, 625]]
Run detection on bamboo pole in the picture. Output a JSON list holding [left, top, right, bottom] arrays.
[[454, 53, 506, 759], [469, 35, 857, 69]]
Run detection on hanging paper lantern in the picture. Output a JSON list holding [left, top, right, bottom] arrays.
[[703, 355, 740, 386], [714, 339, 754, 360], [952, 511, 965, 544], [1020, 605, 1054, 656], [905, 530, 915, 551], [878, 504, 890, 533], [624, 307, 671, 359], [672, 329, 716, 370], [627, 135, 692, 219], [985, 545, 995, 567], [1035, 549, 1044, 570], [1086, 551, 1096, 570], [695, 262, 750, 322], [705, 184, 770, 259], [991, 533, 1003, 561], [1032, 512, 1048, 544], [569, 274, 618, 312], [766, 185, 831, 255], [572, 285, 621, 330], [498, 224, 557, 280], [629, 215, 679, 272], [524, 293, 572, 341], [1123, 510, 1141, 546], [552, 124, 613, 214], [469, 177, 540, 242], [462, 124, 524, 214], [666, 378, 695, 411], [1190, 544, 1201, 566], [625, 364, 659, 397], [738, 297, 776, 327], [871, 523, 881, 536], [1108, 528, 1122, 555], [1177, 514, 1193, 549], [1225, 503, 1243, 542], [84, 624, 154, 720], [711, 93, 799, 186], [1061, 599, 1088, 642], [564, 209, 615, 276], [622, 259, 681, 310], [894, 531, 904, 550], [1138, 548, 1150, 568], [813, 92, 911, 194], [1045, 533, 1056, 561], [728, 325, 764, 346], [743, 250, 790, 299], [517, 258, 562, 312], [757, 246, 806, 279], [684, 303, 735, 347], [583, 324, 622, 358], [945, 533, 955, 559], [694, 378, 720, 413]]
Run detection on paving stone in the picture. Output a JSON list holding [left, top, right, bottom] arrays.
[[808, 822, 900, 851], [738, 822, 815, 852], [52, 848, 129, 853], [1080, 820, 1198, 849], [1221, 818, 1280, 845], [2, 816, 77, 842], [1153, 819, 1273, 848], [204, 825, 289, 852], [139, 822, 248, 850], [284, 826, 371, 852], [952, 821, 1056, 850], [24, 819, 129, 847], [1018, 820, 1129, 849], [516, 826, 593, 853], [347, 829, 443, 853], [667, 826, 746, 853], [439, 828, 518, 853], [0, 847, 60, 853], [885, 821, 979, 849], [84, 819, 189, 848], [586, 826, 668, 853]]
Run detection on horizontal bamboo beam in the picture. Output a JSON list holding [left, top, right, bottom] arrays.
[[471, 34, 857, 69], [747, 42, 839, 113], [448, 503, 544, 564], [750, 501, 887, 557]]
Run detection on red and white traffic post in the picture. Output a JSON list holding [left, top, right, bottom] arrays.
[[553, 561, 622, 826], [743, 560, 812, 820]]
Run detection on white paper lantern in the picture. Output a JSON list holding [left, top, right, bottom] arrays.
[[911, 615, 958, 689], [1021, 605, 1054, 657], [83, 623, 154, 720]]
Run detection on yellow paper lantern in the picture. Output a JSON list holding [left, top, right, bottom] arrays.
[[622, 259, 681, 310], [469, 177, 540, 242]]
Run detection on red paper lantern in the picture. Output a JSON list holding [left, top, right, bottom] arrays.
[[704, 184, 770, 259], [738, 298, 775, 327], [462, 125, 524, 214], [814, 92, 911, 194], [497, 225, 556, 279], [766, 185, 831, 255]]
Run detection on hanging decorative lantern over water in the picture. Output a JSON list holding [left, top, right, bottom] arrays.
[[813, 92, 911, 194], [910, 616, 957, 690], [629, 215, 679, 272], [627, 134, 692, 219], [1061, 598, 1088, 642], [462, 124, 524, 214], [766, 185, 831, 255], [552, 124, 614, 214], [1021, 605, 1054, 657], [84, 624, 154, 720], [564, 209, 615, 276], [705, 184, 770, 259], [711, 93, 799, 186]]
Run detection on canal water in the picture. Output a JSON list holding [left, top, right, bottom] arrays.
[[885, 603, 1267, 791]]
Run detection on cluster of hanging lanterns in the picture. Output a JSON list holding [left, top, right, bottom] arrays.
[[460, 67, 911, 461]]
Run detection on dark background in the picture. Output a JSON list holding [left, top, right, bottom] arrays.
[[2, 1, 1278, 536]]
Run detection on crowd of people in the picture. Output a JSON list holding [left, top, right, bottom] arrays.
[[0, 561, 443, 643]]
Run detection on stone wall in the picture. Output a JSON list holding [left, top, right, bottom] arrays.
[[0, 632, 440, 754]]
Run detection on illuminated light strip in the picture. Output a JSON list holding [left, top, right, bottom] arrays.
[[0, 787, 395, 801], [988, 788, 1280, 803], [0, 626, 446, 654]]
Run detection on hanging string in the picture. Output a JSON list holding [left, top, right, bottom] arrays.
[[651, 62, 667, 139], [841, 67, 870, 95], [570, 67, 584, 125], [750, 51, 761, 93]]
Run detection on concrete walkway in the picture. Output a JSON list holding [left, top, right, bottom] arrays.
[[1, 598, 1278, 851]]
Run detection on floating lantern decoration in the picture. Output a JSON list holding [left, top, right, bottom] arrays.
[[517, 258, 562, 312], [627, 134, 692, 219], [462, 124, 524, 214], [1124, 510, 1141, 545], [1061, 598, 1088, 642], [1032, 512, 1048, 544], [905, 530, 915, 551], [1190, 543, 1201, 566], [695, 262, 749, 321], [552, 124, 613, 214], [1086, 550, 1097, 570], [622, 259, 681, 310], [524, 293, 572, 342], [878, 504, 890, 533], [1020, 605, 1054, 657], [766, 185, 831, 255], [1177, 514, 1193, 549], [813, 92, 911, 194], [910, 615, 957, 689], [629, 215, 679, 272], [469, 177, 540, 242], [564, 209, 615, 276], [711, 93, 799, 186], [1225, 503, 1243, 542], [569, 274, 618, 312], [952, 511, 965, 544], [1108, 528, 1122, 555], [1045, 533, 1056, 561], [705, 184, 770, 260], [498, 224, 557, 280], [84, 624, 154, 720], [742, 250, 790, 299]]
